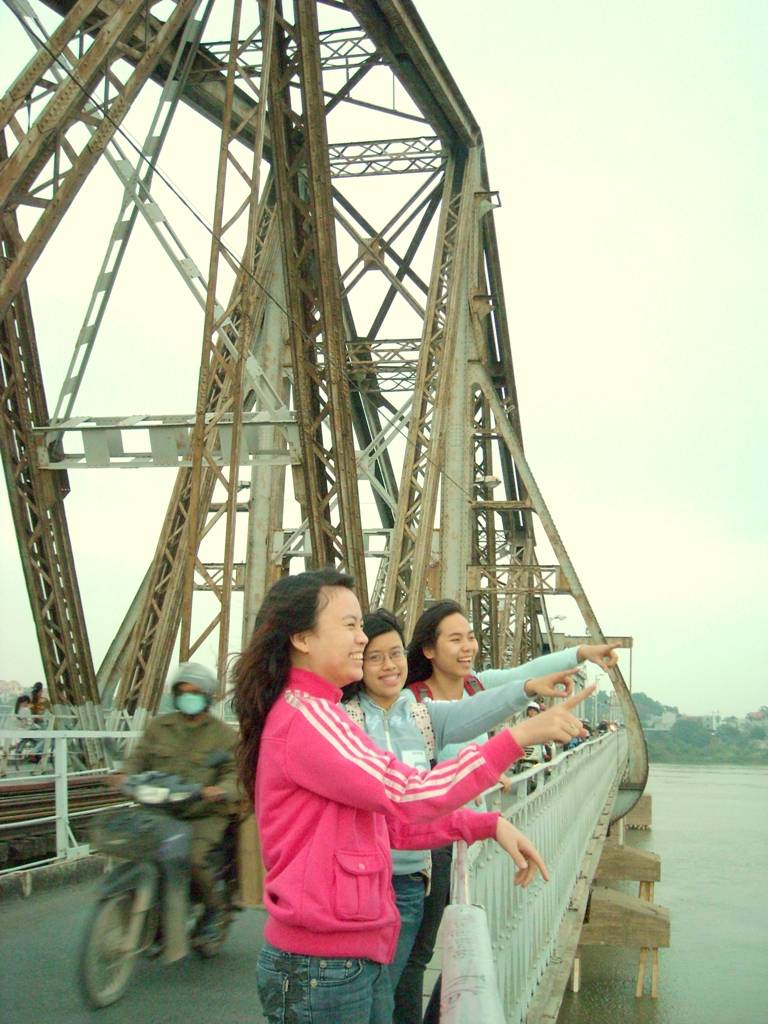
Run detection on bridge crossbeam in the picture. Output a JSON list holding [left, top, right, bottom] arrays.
[[33, 413, 299, 469]]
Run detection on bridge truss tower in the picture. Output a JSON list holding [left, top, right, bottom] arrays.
[[0, 0, 646, 796]]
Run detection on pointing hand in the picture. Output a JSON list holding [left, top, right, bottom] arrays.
[[524, 669, 576, 699], [510, 685, 596, 747], [495, 818, 549, 887], [579, 642, 622, 671]]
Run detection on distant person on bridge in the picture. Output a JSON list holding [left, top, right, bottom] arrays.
[[28, 681, 50, 723], [396, 599, 620, 1024], [340, 607, 579, 993], [13, 694, 35, 731], [516, 700, 555, 767], [0, 695, 37, 773], [113, 662, 238, 944], [232, 568, 593, 1024]]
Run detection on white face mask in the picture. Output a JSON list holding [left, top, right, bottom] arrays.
[[17, 707, 31, 722], [174, 692, 208, 716]]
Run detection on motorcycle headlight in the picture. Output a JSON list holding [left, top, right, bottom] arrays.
[[134, 784, 171, 804]]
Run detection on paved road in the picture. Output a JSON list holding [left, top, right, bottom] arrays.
[[2, 878, 268, 1023]]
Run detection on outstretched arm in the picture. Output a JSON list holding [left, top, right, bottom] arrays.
[[477, 647, 579, 691], [390, 814, 548, 889], [426, 668, 578, 747], [477, 642, 622, 692], [283, 697, 524, 825], [283, 687, 593, 826], [388, 808, 499, 850]]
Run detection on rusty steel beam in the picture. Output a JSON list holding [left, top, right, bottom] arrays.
[[383, 150, 476, 625], [345, 0, 479, 146], [0, 196, 101, 741], [179, 0, 276, 682], [264, 0, 367, 590], [0, 0, 202, 322], [114, 200, 282, 720]]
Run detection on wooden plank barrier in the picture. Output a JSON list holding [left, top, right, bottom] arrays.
[[571, 836, 669, 999]]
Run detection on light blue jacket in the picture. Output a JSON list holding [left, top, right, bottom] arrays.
[[434, 648, 580, 763], [347, 646, 580, 874]]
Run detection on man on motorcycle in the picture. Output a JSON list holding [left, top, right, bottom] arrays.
[[116, 663, 239, 942]]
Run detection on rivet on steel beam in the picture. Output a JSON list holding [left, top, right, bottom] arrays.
[[358, 236, 384, 269], [471, 288, 494, 317]]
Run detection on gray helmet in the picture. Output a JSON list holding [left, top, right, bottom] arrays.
[[169, 661, 218, 698]]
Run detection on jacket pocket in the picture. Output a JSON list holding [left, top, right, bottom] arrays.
[[333, 850, 385, 922]]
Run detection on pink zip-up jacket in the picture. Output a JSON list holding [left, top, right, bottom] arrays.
[[255, 668, 524, 964]]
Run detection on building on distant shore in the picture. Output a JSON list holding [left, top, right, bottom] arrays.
[[643, 709, 678, 732], [0, 679, 25, 698]]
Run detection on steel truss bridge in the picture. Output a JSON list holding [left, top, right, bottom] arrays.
[[0, 2, 648, 1019]]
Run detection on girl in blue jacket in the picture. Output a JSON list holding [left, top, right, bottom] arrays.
[[341, 608, 584, 993]]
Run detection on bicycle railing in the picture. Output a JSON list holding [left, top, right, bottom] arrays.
[[0, 730, 139, 875], [442, 729, 629, 1024]]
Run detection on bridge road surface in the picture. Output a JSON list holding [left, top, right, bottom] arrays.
[[1, 877, 268, 1023]]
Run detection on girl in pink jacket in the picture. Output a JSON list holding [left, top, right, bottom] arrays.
[[232, 568, 591, 1024]]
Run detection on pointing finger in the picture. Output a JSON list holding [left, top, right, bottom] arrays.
[[523, 845, 549, 882], [562, 683, 597, 709], [555, 672, 574, 696], [502, 837, 528, 871]]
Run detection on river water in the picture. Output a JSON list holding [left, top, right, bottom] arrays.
[[556, 764, 768, 1024]]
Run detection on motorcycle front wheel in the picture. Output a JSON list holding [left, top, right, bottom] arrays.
[[80, 891, 140, 1007]]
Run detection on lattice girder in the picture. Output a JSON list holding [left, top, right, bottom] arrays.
[[0, 2, 648, 795]]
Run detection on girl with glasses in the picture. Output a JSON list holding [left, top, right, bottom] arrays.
[[341, 607, 583, 995]]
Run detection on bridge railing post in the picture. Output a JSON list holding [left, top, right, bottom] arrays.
[[0, 728, 138, 873], [54, 736, 69, 860]]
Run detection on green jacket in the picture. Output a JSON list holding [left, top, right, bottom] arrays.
[[122, 712, 239, 815]]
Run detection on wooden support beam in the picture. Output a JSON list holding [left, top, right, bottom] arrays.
[[594, 839, 661, 883], [579, 887, 670, 949]]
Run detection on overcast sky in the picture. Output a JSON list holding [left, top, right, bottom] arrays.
[[1, 1, 765, 716]]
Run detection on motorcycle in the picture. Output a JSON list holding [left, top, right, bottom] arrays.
[[80, 763, 240, 1008]]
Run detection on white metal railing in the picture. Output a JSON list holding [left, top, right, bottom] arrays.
[[442, 729, 629, 1024], [0, 730, 139, 875]]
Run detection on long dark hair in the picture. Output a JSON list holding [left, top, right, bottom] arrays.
[[341, 608, 404, 703], [406, 600, 465, 684], [232, 567, 355, 795], [14, 695, 30, 715]]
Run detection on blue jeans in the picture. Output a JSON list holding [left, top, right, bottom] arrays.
[[256, 942, 394, 1024], [389, 874, 426, 990], [394, 845, 453, 1024]]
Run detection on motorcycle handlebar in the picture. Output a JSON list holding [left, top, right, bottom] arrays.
[[121, 772, 203, 807]]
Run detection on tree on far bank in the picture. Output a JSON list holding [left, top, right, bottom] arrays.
[[670, 718, 710, 747]]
